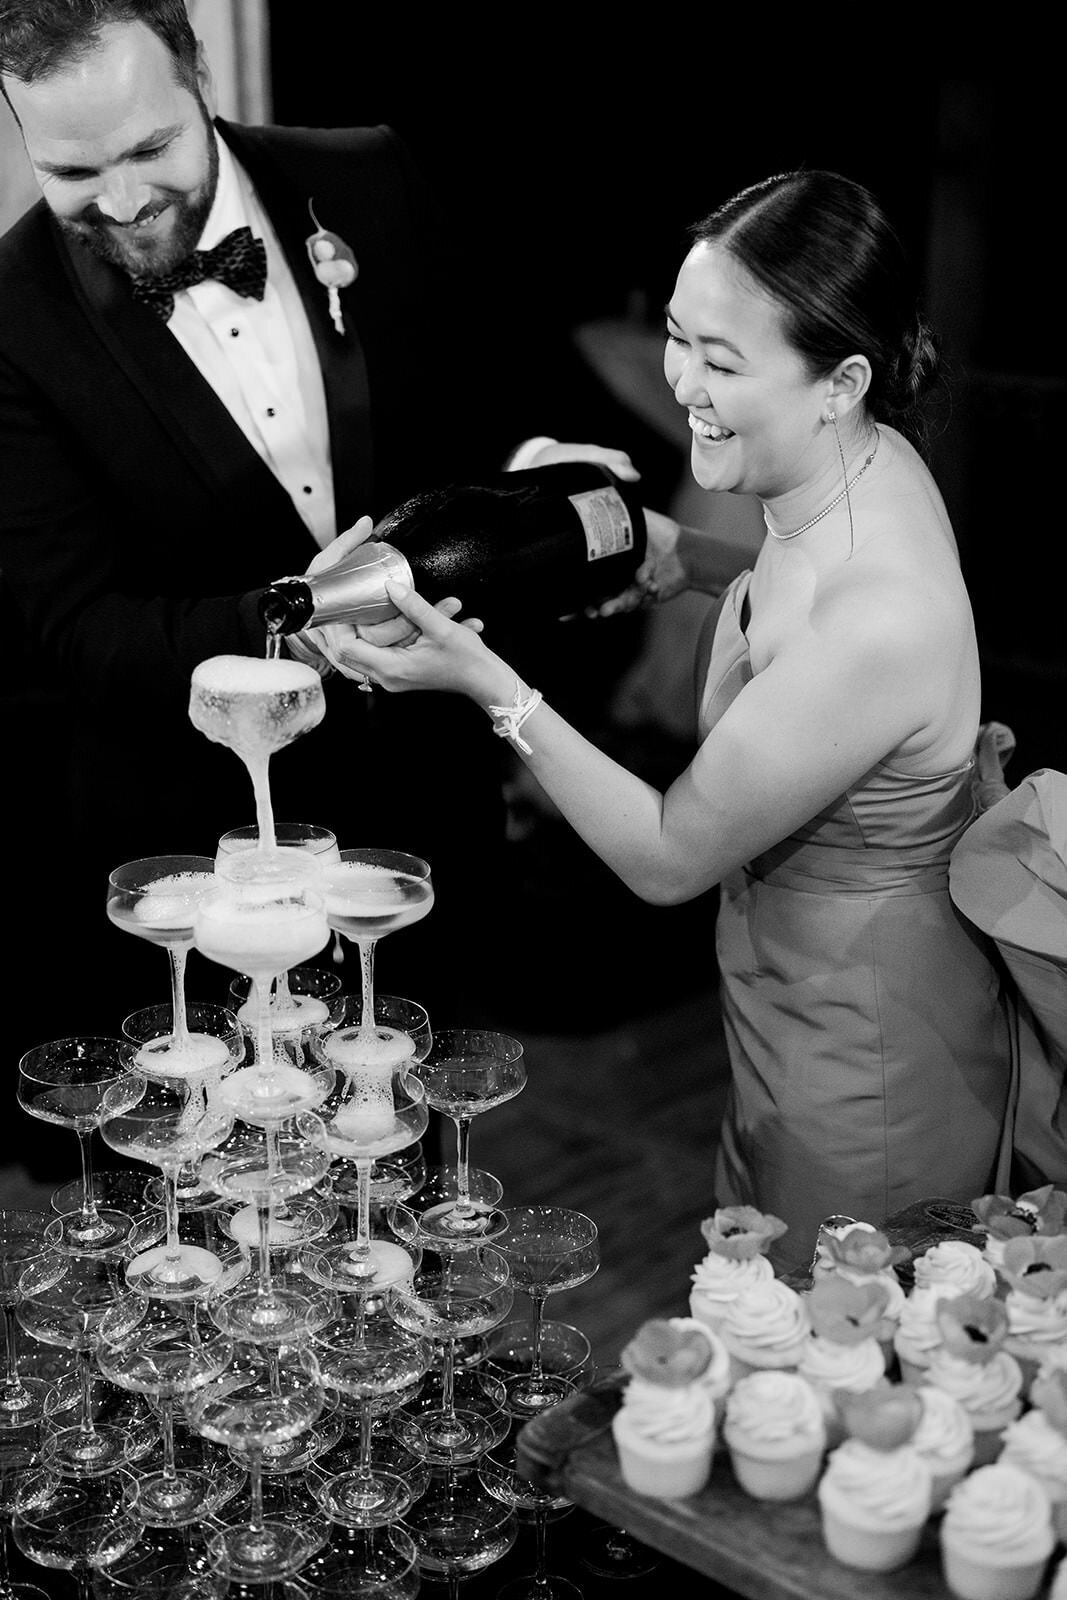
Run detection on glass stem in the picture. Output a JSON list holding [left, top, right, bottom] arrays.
[[0, 1521, 10, 1586], [358, 1398, 372, 1482], [163, 1164, 182, 1268], [248, 1449, 265, 1536], [440, 1339, 456, 1421], [257, 1200, 274, 1302], [353, 1157, 372, 1262], [453, 1117, 474, 1214], [253, 976, 275, 1073], [534, 1508, 549, 1588], [159, 1395, 178, 1483], [76, 1129, 102, 1229], [358, 938, 376, 1027], [530, 1293, 547, 1381], [168, 943, 190, 1044], [77, 1347, 97, 1441], [2, 1304, 22, 1392]]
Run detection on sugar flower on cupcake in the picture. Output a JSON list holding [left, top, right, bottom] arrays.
[[972, 1184, 1067, 1271], [698, 1206, 788, 1260], [620, 1317, 717, 1386], [689, 1210, 779, 1332]]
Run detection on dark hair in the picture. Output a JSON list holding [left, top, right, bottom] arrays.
[[0, 0, 199, 97], [691, 170, 941, 451]]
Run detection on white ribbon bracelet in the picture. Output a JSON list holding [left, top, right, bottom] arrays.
[[487, 682, 543, 754]]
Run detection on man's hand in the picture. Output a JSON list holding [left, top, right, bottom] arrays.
[[523, 440, 640, 482]]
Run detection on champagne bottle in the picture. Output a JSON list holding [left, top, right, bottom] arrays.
[[258, 462, 647, 636]]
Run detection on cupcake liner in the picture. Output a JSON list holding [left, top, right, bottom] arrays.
[[940, 1543, 1049, 1600], [820, 1503, 925, 1572], [728, 1442, 824, 1502], [611, 1412, 714, 1500]]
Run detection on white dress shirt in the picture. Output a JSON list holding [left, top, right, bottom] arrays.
[[166, 136, 336, 550]]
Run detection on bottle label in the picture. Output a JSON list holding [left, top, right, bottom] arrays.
[[568, 486, 634, 562]]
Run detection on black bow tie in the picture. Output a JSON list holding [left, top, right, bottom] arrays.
[[131, 226, 268, 322]]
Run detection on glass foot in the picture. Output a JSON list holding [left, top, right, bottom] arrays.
[[41, 1421, 128, 1476], [416, 1199, 509, 1244], [0, 1377, 53, 1428], [49, 1206, 136, 1254], [392, 1405, 502, 1466], [300, 1238, 415, 1295], [312, 1466, 419, 1528], [209, 1285, 333, 1346], [124, 1243, 225, 1300], [497, 1578, 584, 1600], [207, 1519, 322, 1584], [577, 1523, 662, 1579], [502, 1372, 577, 1418], [135, 1466, 231, 1527]]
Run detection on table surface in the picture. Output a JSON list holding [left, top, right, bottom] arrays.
[[534, 1197, 1065, 1600]]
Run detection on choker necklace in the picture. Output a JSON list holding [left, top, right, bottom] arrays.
[[763, 429, 880, 544]]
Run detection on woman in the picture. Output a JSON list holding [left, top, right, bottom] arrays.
[[322, 170, 1011, 1270]]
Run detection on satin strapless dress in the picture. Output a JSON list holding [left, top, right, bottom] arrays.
[[698, 571, 1011, 1270]]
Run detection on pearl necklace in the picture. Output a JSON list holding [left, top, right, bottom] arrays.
[[763, 430, 881, 542]]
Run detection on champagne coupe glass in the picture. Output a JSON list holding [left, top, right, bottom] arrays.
[[12, 1468, 142, 1600], [95, 1297, 240, 1527], [495, 1209, 599, 1417], [0, 1215, 53, 1429], [188, 654, 326, 867], [388, 1245, 513, 1466], [16, 1250, 141, 1478], [322, 848, 433, 1031], [411, 1029, 525, 1242], [98, 1072, 235, 1300], [200, 1115, 335, 1345], [296, 1525, 420, 1600], [183, 1344, 326, 1585], [306, 1044, 428, 1293], [16, 1039, 141, 1255], [479, 1440, 579, 1600], [308, 1316, 432, 1527], [89, 1524, 229, 1599], [483, 1320, 594, 1396], [229, 966, 344, 1072], [401, 1466, 518, 1598], [120, 1001, 244, 1083], [106, 857, 224, 1075], [193, 866, 331, 1123], [0, 1422, 48, 1600]]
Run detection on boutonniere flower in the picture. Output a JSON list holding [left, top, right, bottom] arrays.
[[998, 1234, 1067, 1298], [837, 1381, 922, 1451], [935, 1293, 1008, 1363], [806, 1276, 895, 1347], [619, 1319, 714, 1387], [698, 1206, 787, 1260], [972, 1185, 1067, 1241], [819, 1225, 909, 1276], [305, 199, 358, 336]]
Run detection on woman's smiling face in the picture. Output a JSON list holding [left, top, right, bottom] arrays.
[[663, 241, 828, 498]]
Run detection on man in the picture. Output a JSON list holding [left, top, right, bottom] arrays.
[[0, 0, 638, 1119]]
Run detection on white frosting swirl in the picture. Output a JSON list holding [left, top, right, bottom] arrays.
[[817, 1439, 932, 1530], [942, 1461, 1055, 1564], [894, 1284, 962, 1361], [925, 1349, 1024, 1419], [1005, 1287, 1067, 1344], [689, 1251, 774, 1319], [717, 1279, 809, 1361], [913, 1240, 997, 1299], [723, 1370, 825, 1449], [796, 1333, 885, 1394], [667, 1316, 731, 1399], [618, 1374, 715, 1446], [912, 1385, 975, 1473], [1000, 1409, 1067, 1499]]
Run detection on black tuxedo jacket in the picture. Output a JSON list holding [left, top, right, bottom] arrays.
[[0, 122, 511, 1035]]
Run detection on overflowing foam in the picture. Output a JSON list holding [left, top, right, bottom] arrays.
[[191, 656, 321, 695]]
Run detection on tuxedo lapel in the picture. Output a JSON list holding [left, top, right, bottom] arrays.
[[219, 122, 375, 532], [57, 218, 304, 557]]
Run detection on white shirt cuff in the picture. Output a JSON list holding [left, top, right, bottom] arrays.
[[505, 436, 557, 471]]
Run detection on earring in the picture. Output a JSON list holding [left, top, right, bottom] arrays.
[[825, 409, 837, 425]]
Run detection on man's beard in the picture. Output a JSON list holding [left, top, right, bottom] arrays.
[[58, 103, 220, 281]]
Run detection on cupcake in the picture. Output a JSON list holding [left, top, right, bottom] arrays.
[[817, 1437, 932, 1572], [722, 1369, 826, 1501], [972, 1186, 1067, 1274], [913, 1239, 998, 1301], [910, 1384, 975, 1511], [716, 1277, 810, 1382], [816, 1225, 909, 1328], [999, 1409, 1067, 1543], [688, 1206, 784, 1332], [940, 1462, 1054, 1600], [924, 1295, 1023, 1466], [797, 1277, 891, 1445], [611, 1318, 718, 1498], [997, 1236, 1067, 1395], [667, 1315, 731, 1427], [894, 1284, 963, 1384]]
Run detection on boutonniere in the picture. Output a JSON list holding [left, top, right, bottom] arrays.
[[305, 199, 358, 335]]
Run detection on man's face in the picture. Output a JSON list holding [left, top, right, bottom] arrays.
[[4, 18, 218, 278]]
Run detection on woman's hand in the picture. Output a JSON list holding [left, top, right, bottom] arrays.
[[325, 582, 508, 703]]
